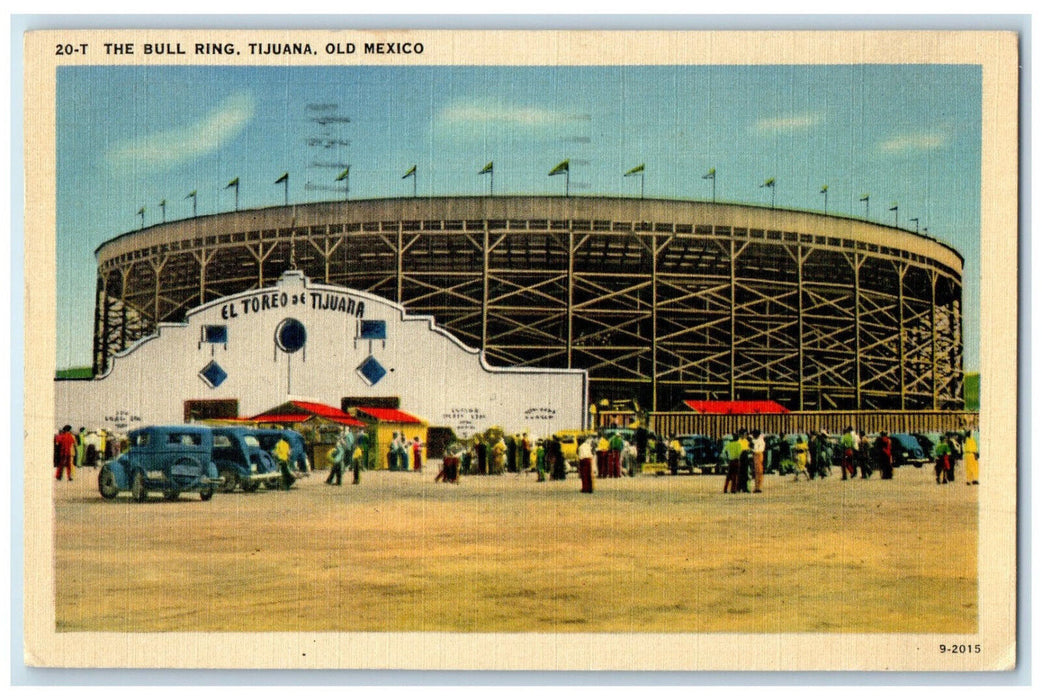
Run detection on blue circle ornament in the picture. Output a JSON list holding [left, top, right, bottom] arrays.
[[275, 318, 307, 353]]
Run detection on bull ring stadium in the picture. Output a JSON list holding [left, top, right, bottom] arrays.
[[90, 195, 965, 418]]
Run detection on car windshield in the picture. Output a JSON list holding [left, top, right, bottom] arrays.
[[244, 436, 261, 447]]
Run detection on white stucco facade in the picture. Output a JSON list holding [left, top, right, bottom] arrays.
[[56, 271, 587, 438]]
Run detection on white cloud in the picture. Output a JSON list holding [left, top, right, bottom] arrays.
[[878, 130, 949, 154], [437, 100, 572, 128], [106, 92, 255, 172], [755, 112, 824, 133]]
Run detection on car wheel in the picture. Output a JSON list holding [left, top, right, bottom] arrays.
[[242, 480, 260, 493], [199, 486, 214, 501], [218, 467, 238, 493], [131, 471, 147, 502], [163, 490, 180, 501], [264, 479, 279, 490], [98, 466, 119, 499]]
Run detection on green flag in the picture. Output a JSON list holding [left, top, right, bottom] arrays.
[[624, 163, 644, 176], [274, 172, 289, 184], [761, 177, 775, 188], [548, 159, 569, 176], [889, 204, 899, 211], [185, 190, 196, 199], [159, 199, 166, 206], [226, 177, 239, 188], [859, 194, 870, 202], [702, 168, 715, 179], [136, 207, 145, 216], [402, 165, 417, 179], [820, 185, 828, 194], [335, 166, 350, 181], [479, 161, 493, 175]]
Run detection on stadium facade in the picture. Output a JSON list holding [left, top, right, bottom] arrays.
[[92, 196, 964, 412]]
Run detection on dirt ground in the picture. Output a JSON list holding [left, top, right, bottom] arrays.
[[52, 462, 977, 633]]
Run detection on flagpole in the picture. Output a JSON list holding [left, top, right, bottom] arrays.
[[820, 185, 828, 215], [159, 199, 166, 223], [702, 168, 716, 203], [860, 194, 870, 220], [186, 190, 197, 218], [889, 204, 899, 227], [910, 217, 919, 234], [137, 207, 145, 230]]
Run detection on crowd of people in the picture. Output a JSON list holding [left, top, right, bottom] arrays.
[[56, 419, 980, 496]]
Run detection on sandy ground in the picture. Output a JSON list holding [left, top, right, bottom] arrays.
[[52, 462, 977, 633]]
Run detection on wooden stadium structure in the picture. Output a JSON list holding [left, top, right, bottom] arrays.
[[92, 196, 964, 411]]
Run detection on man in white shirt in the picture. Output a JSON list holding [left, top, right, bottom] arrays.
[[751, 429, 766, 493], [577, 437, 596, 493]]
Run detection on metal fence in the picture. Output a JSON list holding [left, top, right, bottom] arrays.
[[597, 410, 979, 437]]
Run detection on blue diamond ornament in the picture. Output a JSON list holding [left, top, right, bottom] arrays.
[[356, 355, 387, 386], [199, 360, 228, 388]]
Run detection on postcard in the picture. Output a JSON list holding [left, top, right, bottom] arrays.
[[22, 27, 1018, 671]]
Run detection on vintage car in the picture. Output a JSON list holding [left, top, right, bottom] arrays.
[[98, 425, 221, 502], [678, 434, 720, 474], [890, 433, 928, 467], [211, 427, 281, 492], [253, 428, 311, 473]]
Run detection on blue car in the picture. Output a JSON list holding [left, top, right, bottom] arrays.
[[890, 433, 928, 468], [253, 429, 311, 473], [212, 427, 281, 492], [98, 425, 221, 502]]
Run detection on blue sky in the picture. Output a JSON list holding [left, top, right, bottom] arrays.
[[56, 63, 982, 370]]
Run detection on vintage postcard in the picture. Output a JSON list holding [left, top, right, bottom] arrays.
[[22, 28, 1018, 671]]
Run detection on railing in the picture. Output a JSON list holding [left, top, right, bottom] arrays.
[[596, 410, 979, 437]]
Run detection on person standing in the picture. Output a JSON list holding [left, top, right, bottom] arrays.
[[475, 438, 487, 475], [736, 431, 753, 493], [492, 436, 507, 475], [622, 440, 639, 477], [793, 435, 810, 481], [54, 425, 76, 481], [750, 429, 766, 493], [608, 430, 624, 478], [840, 426, 857, 480], [876, 431, 894, 479], [326, 430, 349, 486], [74, 427, 87, 471], [857, 431, 873, 478], [504, 434, 517, 474], [634, 423, 649, 471], [548, 436, 566, 481], [667, 435, 682, 476], [577, 436, 595, 493], [411, 435, 424, 472], [934, 438, 951, 484], [273, 436, 294, 489], [963, 431, 979, 485], [521, 433, 532, 475], [535, 439, 547, 482], [722, 430, 746, 494], [596, 433, 610, 478]]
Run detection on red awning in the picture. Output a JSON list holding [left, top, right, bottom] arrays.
[[683, 400, 790, 415], [250, 401, 366, 427], [250, 413, 312, 424], [354, 406, 425, 424]]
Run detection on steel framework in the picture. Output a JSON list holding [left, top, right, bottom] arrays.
[[93, 196, 964, 410]]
